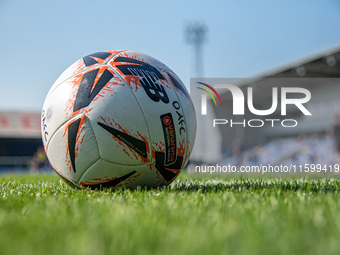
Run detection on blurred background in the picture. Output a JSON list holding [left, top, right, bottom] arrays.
[[1, 0, 340, 172]]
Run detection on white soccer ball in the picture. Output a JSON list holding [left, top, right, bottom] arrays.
[[41, 50, 196, 189]]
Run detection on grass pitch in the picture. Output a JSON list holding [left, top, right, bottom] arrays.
[[1, 173, 340, 255]]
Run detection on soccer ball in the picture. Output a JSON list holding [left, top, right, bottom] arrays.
[[41, 50, 196, 189]]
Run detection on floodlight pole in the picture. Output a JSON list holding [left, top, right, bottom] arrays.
[[185, 22, 207, 77]]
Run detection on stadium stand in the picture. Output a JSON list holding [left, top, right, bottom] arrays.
[[0, 111, 46, 171], [220, 134, 337, 167]]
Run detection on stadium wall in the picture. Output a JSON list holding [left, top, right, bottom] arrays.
[[0, 111, 42, 168]]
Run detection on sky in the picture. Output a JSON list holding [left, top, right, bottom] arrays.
[[1, 0, 340, 112]]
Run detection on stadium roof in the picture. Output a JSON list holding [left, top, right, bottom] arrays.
[[0, 111, 41, 139], [259, 43, 340, 78], [217, 44, 340, 102]]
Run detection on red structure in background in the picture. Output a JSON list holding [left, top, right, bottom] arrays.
[[0, 111, 41, 138], [0, 111, 49, 170]]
